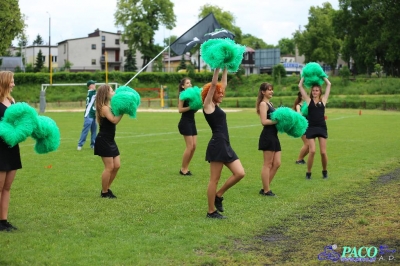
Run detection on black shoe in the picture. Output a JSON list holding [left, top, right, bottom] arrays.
[[306, 172, 311, 179], [259, 189, 276, 196], [107, 189, 117, 198], [0, 223, 12, 232], [2, 221, 17, 230], [322, 170, 328, 179], [206, 211, 227, 219], [179, 170, 192, 176], [100, 191, 113, 198], [296, 159, 306, 164], [214, 196, 224, 212]]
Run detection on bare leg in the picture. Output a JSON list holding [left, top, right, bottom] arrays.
[[307, 138, 316, 173], [181, 135, 197, 173], [318, 137, 328, 171], [217, 159, 245, 196], [108, 156, 121, 189], [268, 151, 281, 185], [297, 135, 309, 161], [207, 162, 223, 213], [101, 157, 118, 193], [0, 170, 17, 220], [261, 151, 274, 192]]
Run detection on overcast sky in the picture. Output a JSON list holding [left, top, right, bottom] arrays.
[[15, 0, 339, 47]]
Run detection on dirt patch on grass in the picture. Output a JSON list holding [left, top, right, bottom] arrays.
[[230, 169, 400, 265]]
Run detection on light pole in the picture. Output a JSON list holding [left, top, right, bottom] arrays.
[[46, 12, 51, 74]]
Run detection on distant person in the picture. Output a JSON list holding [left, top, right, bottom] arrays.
[[94, 85, 124, 198], [177, 78, 197, 176], [0, 71, 20, 231], [202, 68, 245, 219], [256, 83, 281, 196], [293, 91, 309, 164], [298, 77, 331, 179], [77, 80, 97, 150]]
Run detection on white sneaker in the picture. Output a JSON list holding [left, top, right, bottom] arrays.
[[77, 146, 82, 151]]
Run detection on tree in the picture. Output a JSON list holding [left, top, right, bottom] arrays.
[[177, 55, 187, 71], [34, 49, 44, 72], [114, 0, 176, 69], [272, 64, 286, 85], [16, 30, 28, 64], [277, 38, 295, 55], [163, 35, 178, 56], [124, 49, 137, 72], [33, 34, 44, 45], [339, 65, 351, 85], [241, 34, 273, 49], [199, 4, 242, 44], [0, 0, 24, 56], [293, 2, 341, 71]]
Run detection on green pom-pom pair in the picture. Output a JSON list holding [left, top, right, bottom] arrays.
[[179, 86, 203, 110], [200, 38, 246, 72], [0, 102, 60, 154], [301, 62, 328, 88]]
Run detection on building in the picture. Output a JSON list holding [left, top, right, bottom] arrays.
[[8, 45, 58, 69], [242, 47, 256, 75], [57, 29, 148, 72], [0, 57, 25, 72], [162, 53, 192, 72]]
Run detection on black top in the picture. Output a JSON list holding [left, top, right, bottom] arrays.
[[180, 99, 197, 120], [203, 105, 230, 141], [98, 116, 116, 137], [307, 99, 326, 128]]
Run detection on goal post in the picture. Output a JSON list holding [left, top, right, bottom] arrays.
[[39, 83, 119, 113]]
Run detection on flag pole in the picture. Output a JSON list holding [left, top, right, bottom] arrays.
[[124, 46, 169, 86]]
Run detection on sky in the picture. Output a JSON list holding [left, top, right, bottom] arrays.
[[14, 0, 339, 47]]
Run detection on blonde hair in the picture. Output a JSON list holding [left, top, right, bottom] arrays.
[[0, 71, 14, 102], [256, 82, 273, 114], [201, 82, 224, 103], [310, 85, 323, 101], [95, 85, 112, 124]]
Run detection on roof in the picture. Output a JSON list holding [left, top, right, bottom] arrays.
[[163, 54, 191, 62]]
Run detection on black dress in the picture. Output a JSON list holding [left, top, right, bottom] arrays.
[[203, 105, 238, 163], [0, 102, 22, 171], [305, 99, 328, 139], [178, 99, 197, 136], [258, 102, 281, 151], [94, 117, 120, 157]]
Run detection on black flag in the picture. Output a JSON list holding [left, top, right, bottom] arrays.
[[170, 13, 221, 55]]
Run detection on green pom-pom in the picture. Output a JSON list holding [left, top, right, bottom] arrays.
[[111, 86, 141, 118], [301, 62, 328, 88], [300, 101, 308, 117], [270, 107, 308, 138], [179, 86, 203, 110], [0, 102, 38, 147], [31, 116, 61, 154], [201, 38, 246, 72]]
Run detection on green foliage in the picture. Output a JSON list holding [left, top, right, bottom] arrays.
[[272, 64, 287, 84], [34, 49, 45, 72], [33, 34, 44, 45], [124, 49, 137, 72], [0, 0, 24, 56], [293, 2, 341, 70], [339, 65, 351, 86], [241, 34, 273, 49], [277, 38, 295, 55], [374, 63, 383, 78], [177, 55, 187, 70], [114, 0, 176, 68]]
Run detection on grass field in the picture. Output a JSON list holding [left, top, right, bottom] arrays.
[[1, 108, 399, 265]]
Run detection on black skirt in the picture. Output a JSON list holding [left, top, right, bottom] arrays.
[[178, 118, 197, 136], [94, 133, 120, 157], [205, 137, 238, 163], [258, 126, 281, 151], [0, 139, 22, 171], [306, 126, 328, 139]]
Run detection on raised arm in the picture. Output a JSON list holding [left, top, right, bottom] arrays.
[[220, 68, 227, 89], [298, 77, 310, 105], [203, 68, 220, 113], [102, 105, 123, 125], [322, 77, 331, 104]]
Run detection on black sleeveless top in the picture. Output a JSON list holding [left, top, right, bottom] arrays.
[[98, 116, 116, 137], [307, 99, 326, 128], [203, 105, 229, 141], [180, 98, 197, 120]]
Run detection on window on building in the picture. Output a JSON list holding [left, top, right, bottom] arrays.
[[92, 59, 96, 65], [124, 40, 128, 44], [52, 56, 57, 62], [102, 43, 105, 48], [101, 36, 105, 41], [115, 39, 120, 45], [92, 44, 96, 50], [124, 50, 128, 56], [245, 53, 249, 60], [42, 56, 46, 62], [64, 44, 66, 54]]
